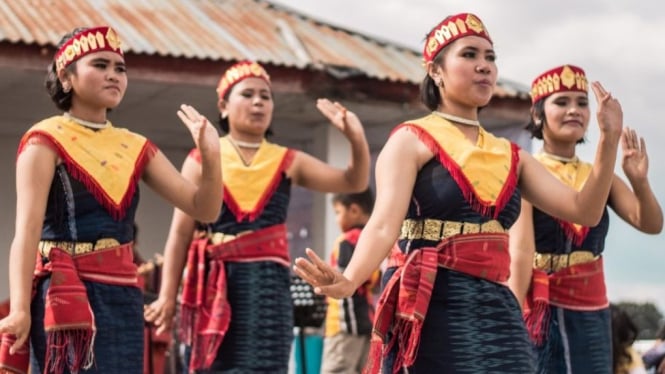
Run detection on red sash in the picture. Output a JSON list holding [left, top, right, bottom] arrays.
[[180, 224, 289, 372], [366, 233, 511, 374], [0, 244, 137, 374], [523, 257, 608, 346]]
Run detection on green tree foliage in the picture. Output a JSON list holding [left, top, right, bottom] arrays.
[[616, 301, 664, 339]]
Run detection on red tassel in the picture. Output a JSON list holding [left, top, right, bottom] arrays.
[[556, 219, 590, 246], [397, 124, 519, 219], [45, 329, 95, 373], [524, 270, 551, 346], [18, 132, 156, 221]]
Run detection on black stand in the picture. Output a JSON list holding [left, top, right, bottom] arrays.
[[290, 274, 327, 374], [298, 326, 308, 374]]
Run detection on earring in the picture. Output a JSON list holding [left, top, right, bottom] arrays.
[[62, 84, 71, 93]]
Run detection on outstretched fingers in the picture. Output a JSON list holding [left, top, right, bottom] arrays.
[[591, 81, 612, 103], [316, 98, 348, 130]]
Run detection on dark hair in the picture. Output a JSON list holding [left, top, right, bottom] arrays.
[[525, 99, 546, 140], [45, 27, 88, 111], [216, 82, 274, 137], [332, 188, 374, 215], [419, 28, 448, 111], [611, 304, 639, 374], [525, 96, 585, 144]]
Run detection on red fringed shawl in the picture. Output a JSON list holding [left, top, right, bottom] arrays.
[[393, 114, 519, 219], [17, 116, 156, 221]]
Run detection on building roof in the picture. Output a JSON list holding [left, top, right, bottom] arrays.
[[0, 0, 529, 98]]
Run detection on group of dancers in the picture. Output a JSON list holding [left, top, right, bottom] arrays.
[[0, 11, 662, 374]]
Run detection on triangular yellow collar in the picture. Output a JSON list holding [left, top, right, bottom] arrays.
[[397, 114, 519, 217], [534, 152, 593, 244], [18, 115, 153, 219], [221, 137, 294, 221]]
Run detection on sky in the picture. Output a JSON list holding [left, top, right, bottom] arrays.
[[270, 0, 665, 311]]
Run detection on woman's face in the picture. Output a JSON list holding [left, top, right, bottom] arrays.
[[542, 91, 590, 143], [222, 77, 273, 136], [66, 51, 127, 110], [438, 36, 497, 108]]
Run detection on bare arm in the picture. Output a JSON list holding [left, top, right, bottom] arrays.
[[289, 99, 370, 193], [294, 128, 430, 297], [508, 199, 535, 308], [142, 105, 222, 222], [520, 81, 623, 226], [144, 156, 201, 333], [608, 128, 663, 233], [0, 143, 57, 353]]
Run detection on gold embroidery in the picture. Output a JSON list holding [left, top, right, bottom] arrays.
[[39, 238, 121, 257], [533, 251, 599, 272], [399, 219, 505, 241]]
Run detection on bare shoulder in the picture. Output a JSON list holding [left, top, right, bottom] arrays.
[[380, 126, 432, 168]]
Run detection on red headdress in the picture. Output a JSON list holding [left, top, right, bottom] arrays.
[[423, 13, 492, 63], [530, 65, 588, 104], [216, 61, 271, 99], [54, 26, 124, 72]]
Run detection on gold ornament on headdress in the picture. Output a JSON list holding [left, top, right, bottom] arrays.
[[530, 64, 588, 103], [216, 61, 271, 99], [423, 13, 492, 63], [55, 26, 124, 73]]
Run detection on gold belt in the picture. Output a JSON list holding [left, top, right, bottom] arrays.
[[399, 219, 505, 241], [39, 238, 121, 257], [207, 230, 252, 245], [534, 251, 599, 272]]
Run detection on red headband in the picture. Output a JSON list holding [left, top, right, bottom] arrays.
[[423, 13, 492, 63], [54, 26, 123, 72], [530, 65, 588, 104], [216, 61, 271, 100]]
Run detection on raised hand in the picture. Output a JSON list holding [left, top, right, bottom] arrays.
[[0, 310, 30, 355], [621, 127, 649, 183], [177, 104, 220, 155], [315, 99, 364, 139], [590, 81, 623, 141], [293, 248, 355, 299]]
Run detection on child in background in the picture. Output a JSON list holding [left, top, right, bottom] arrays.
[[321, 189, 379, 374]]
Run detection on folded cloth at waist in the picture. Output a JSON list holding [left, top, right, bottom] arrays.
[[39, 238, 121, 257], [180, 223, 289, 372], [367, 232, 510, 374], [0, 242, 138, 374], [524, 256, 608, 346], [399, 218, 506, 241], [533, 250, 599, 273]]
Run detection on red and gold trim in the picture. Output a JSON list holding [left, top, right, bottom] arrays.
[[188, 137, 294, 222], [423, 13, 492, 63], [531, 64, 588, 104], [394, 114, 519, 218], [55, 26, 124, 73], [17, 116, 156, 220], [534, 152, 592, 245]]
